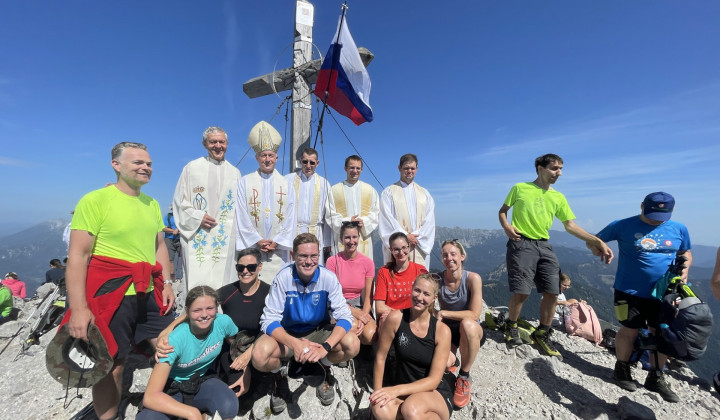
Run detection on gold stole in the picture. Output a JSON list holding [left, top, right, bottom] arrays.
[[244, 170, 288, 237], [293, 174, 322, 237], [331, 182, 373, 239], [389, 182, 427, 234]]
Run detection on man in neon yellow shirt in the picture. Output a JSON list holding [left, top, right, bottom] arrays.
[[65, 142, 175, 420], [498, 153, 613, 357]]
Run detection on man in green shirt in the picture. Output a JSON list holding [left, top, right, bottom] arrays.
[[498, 154, 613, 356]]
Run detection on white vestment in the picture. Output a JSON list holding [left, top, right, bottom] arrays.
[[325, 180, 379, 262], [236, 169, 296, 283], [173, 157, 241, 291], [379, 181, 435, 269], [285, 171, 332, 261]]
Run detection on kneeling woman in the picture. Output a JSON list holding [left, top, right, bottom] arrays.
[[138, 286, 239, 420], [370, 274, 454, 420]]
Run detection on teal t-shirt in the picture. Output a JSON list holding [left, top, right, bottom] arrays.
[[162, 313, 238, 382], [504, 182, 575, 240]]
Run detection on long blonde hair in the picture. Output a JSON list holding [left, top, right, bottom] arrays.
[[414, 273, 440, 316]]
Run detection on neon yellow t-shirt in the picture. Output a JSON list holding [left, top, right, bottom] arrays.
[[71, 185, 164, 294], [503, 182, 575, 240]]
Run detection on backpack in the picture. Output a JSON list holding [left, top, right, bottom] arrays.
[[564, 302, 602, 345], [656, 280, 713, 361]]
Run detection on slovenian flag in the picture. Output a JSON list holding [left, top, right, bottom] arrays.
[[314, 14, 373, 125]]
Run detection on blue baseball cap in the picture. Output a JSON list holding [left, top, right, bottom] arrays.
[[642, 192, 675, 221]]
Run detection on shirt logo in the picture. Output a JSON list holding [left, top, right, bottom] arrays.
[[398, 332, 410, 348], [312, 294, 320, 306], [640, 238, 657, 250]]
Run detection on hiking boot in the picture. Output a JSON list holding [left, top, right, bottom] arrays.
[[531, 328, 561, 357], [504, 323, 523, 347], [613, 360, 637, 391], [270, 372, 289, 414], [453, 376, 472, 408], [316, 364, 335, 406], [645, 370, 680, 403]]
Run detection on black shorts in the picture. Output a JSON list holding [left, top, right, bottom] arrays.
[[613, 290, 661, 329], [442, 319, 481, 348], [506, 238, 560, 295], [109, 294, 173, 359]]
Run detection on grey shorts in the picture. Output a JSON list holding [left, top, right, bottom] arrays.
[[281, 323, 334, 361], [506, 238, 560, 295], [164, 238, 180, 262]]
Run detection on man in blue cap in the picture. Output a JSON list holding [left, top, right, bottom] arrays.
[[596, 192, 692, 403]]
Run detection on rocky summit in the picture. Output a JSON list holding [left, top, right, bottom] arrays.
[[1, 295, 719, 419]]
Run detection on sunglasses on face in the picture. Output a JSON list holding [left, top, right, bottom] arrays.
[[301, 159, 317, 165], [236, 263, 258, 273]]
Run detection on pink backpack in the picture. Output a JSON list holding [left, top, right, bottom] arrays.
[[564, 302, 602, 345]]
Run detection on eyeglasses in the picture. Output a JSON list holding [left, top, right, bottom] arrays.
[[236, 264, 258, 273], [295, 254, 320, 262], [301, 159, 317, 166], [341, 221, 360, 228], [391, 246, 410, 254]]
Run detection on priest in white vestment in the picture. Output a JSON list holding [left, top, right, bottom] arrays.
[[235, 121, 296, 284], [325, 155, 379, 261], [285, 147, 332, 262], [173, 126, 241, 292], [379, 153, 435, 269]]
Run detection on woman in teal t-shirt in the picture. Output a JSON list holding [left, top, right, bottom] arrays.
[[138, 286, 238, 420]]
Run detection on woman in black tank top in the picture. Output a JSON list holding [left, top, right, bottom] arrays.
[[370, 274, 454, 419]]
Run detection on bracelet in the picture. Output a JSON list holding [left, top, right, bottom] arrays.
[[321, 342, 332, 353], [163, 280, 173, 285]]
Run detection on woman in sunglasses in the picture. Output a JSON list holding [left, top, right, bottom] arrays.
[[156, 248, 269, 399], [373, 232, 428, 324], [326, 221, 378, 345]]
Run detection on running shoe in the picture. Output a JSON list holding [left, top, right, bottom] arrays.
[[453, 376, 472, 408]]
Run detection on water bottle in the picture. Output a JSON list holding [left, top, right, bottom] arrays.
[[660, 323, 680, 343]]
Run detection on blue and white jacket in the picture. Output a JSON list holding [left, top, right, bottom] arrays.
[[261, 264, 354, 336]]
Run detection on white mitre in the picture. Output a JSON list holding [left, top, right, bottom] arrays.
[[248, 121, 282, 153]]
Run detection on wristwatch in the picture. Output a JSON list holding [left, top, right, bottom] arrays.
[[321, 342, 332, 353], [163, 279, 173, 285]]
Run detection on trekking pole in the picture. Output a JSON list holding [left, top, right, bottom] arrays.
[[0, 286, 58, 357], [13, 285, 62, 360]]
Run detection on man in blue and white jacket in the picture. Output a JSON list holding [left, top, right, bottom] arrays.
[[252, 232, 359, 411]]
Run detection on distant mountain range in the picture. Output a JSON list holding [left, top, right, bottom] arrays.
[[1, 220, 718, 380]]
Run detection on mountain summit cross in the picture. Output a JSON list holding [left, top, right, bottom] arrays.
[[241, 0, 373, 172]]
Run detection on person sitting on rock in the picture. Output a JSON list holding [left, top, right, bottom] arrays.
[[251, 233, 359, 413], [437, 239, 484, 409], [139, 286, 239, 420], [373, 232, 428, 324], [370, 273, 454, 420], [156, 248, 271, 399], [326, 221, 378, 345], [550, 272, 586, 328], [2, 272, 26, 299]]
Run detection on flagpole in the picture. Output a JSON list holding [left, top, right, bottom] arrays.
[[313, 2, 348, 148]]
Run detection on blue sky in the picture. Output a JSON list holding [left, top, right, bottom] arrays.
[[1, 1, 719, 246]]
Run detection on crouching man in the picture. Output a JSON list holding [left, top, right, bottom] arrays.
[[251, 233, 359, 413]]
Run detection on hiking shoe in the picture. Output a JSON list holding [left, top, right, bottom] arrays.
[[270, 372, 289, 414], [504, 324, 523, 347], [316, 364, 335, 406], [453, 376, 472, 408], [531, 328, 561, 357], [613, 360, 637, 391], [484, 311, 498, 330], [645, 370, 680, 403], [447, 357, 460, 374]]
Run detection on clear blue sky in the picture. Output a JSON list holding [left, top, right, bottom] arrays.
[[1, 1, 719, 245]]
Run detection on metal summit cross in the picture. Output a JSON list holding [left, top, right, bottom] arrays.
[[242, 0, 373, 172]]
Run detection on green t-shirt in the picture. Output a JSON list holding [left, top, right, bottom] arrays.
[[503, 182, 575, 240], [71, 186, 164, 294], [0, 286, 12, 317]]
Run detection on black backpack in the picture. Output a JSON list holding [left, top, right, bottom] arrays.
[[656, 279, 713, 361]]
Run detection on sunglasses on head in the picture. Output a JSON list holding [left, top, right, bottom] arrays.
[[236, 263, 258, 273], [341, 220, 360, 228], [301, 159, 317, 165]]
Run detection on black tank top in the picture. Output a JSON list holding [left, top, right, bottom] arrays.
[[392, 308, 437, 385]]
